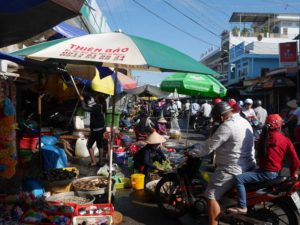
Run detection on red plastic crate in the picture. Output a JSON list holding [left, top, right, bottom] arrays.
[[75, 203, 114, 216], [19, 137, 38, 151]]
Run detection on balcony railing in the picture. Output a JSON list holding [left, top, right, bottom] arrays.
[[230, 32, 297, 39]]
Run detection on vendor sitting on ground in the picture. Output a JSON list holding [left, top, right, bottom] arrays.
[[133, 131, 167, 178], [155, 117, 168, 135], [134, 113, 154, 141]]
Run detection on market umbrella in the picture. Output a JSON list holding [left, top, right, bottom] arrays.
[[160, 72, 225, 145], [160, 72, 226, 97], [91, 71, 137, 95], [12, 32, 218, 203], [0, 0, 85, 47], [11, 32, 218, 75], [125, 84, 168, 98]]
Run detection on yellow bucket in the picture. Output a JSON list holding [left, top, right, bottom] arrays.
[[131, 173, 145, 190]]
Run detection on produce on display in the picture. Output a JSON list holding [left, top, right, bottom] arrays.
[[73, 177, 109, 190], [153, 161, 172, 172], [41, 168, 77, 181]]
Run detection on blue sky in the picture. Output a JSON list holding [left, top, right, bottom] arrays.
[[96, 0, 300, 85]]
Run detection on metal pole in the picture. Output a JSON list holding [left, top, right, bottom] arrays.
[[298, 14, 300, 97], [108, 70, 118, 204]]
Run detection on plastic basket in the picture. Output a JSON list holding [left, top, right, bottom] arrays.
[[41, 167, 79, 188], [115, 177, 131, 189], [73, 215, 112, 225], [75, 203, 114, 216]]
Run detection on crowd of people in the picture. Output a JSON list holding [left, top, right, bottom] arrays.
[[79, 93, 300, 225]]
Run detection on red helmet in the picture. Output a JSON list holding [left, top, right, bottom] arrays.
[[213, 98, 222, 104], [227, 98, 236, 107], [265, 114, 283, 129], [227, 99, 240, 113]]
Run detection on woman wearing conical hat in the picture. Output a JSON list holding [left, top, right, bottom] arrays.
[[133, 131, 167, 178]]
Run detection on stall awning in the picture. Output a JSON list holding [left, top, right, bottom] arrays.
[[0, 0, 85, 47]]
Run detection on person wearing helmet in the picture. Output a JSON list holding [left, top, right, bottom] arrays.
[[253, 100, 268, 124], [228, 114, 299, 214], [189, 102, 256, 225], [212, 98, 222, 105], [241, 98, 257, 121], [227, 98, 241, 115], [80, 95, 105, 167]]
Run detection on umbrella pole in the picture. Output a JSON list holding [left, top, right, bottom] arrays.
[[69, 74, 81, 97], [185, 105, 191, 147], [68, 86, 86, 125], [108, 70, 118, 204]]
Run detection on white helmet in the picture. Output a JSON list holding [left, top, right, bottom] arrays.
[[244, 98, 253, 104]]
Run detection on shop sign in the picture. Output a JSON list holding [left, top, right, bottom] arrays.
[[279, 42, 298, 68]]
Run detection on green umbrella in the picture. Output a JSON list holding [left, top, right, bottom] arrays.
[[160, 72, 227, 97]]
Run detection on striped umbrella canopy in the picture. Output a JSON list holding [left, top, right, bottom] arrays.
[[12, 32, 218, 76]]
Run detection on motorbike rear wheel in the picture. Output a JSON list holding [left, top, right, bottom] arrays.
[[155, 175, 188, 218], [246, 201, 299, 225]]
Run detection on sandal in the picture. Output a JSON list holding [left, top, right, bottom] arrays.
[[227, 207, 247, 214]]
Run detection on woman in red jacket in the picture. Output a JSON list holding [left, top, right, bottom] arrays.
[[228, 114, 300, 214]]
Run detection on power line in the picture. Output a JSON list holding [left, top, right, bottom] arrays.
[[181, 0, 225, 31], [162, 0, 221, 38], [198, 0, 230, 17], [131, 0, 218, 47]]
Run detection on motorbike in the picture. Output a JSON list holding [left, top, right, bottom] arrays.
[[155, 150, 300, 224], [192, 114, 212, 136]]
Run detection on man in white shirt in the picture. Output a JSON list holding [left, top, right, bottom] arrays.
[[200, 100, 212, 118], [189, 102, 255, 225], [253, 100, 268, 124], [191, 101, 200, 116]]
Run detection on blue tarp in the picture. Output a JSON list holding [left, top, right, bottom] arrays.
[[53, 22, 88, 38]]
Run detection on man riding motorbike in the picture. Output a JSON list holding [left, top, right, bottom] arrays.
[[189, 102, 256, 225]]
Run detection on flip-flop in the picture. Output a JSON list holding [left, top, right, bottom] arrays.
[[227, 207, 247, 214]]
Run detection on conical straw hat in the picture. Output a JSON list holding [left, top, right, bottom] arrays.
[[146, 131, 166, 144], [158, 117, 167, 123]]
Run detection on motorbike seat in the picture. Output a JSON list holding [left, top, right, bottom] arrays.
[[245, 176, 288, 191]]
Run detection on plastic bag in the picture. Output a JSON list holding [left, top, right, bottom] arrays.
[[97, 163, 119, 177], [73, 116, 85, 130], [75, 137, 99, 158], [42, 145, 68, 169]]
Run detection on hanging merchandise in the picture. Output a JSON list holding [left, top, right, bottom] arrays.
[[3, 97, 16, 116], [0, 96, 17, 179]]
